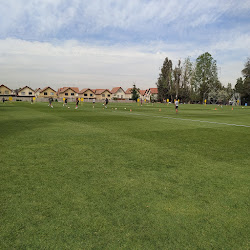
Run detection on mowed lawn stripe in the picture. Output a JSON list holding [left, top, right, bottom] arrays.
[[112, 110, 250, 128]]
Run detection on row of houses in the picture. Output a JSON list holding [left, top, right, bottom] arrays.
[[0, 84, 158, 101]]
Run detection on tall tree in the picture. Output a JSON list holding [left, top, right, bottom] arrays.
[[173, 60, 181, 98], [193, 52, 219, 102], [156, 57, 172, 102], [241, 57, 250, 79], [131, 84, 140, 101], [190, 62, 200, 103], [235, 77, 244, 94], [179, 57, 193, 102], [242, 57, 250, 103]]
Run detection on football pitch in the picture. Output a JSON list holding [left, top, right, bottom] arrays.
[[0, 102, 249, 249]]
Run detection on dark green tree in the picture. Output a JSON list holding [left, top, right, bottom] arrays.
[[241, 57, 250, 79], [235, 57, 250, 104], [156, 57, 172, 102], [131, 84, 140, 101], [173, 60, 181, 99], [235, 77, 244, 94], [241, 57, 250, 104]]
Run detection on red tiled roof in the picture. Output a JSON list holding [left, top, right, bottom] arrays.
[[40, 86, 56, 93], [58, 87, 67, 94], [71, 87, 79, 93], [58, 87, 79, 94], [79, 88, 95, 94], [95, 89, 112, 95], [0, 84, 12, 92], [139, 90, 146, 96], [18, 86, 35, 92], [149, 88, 158, 94], [125, 88, 132, 94], [111, 87, 125, 94]]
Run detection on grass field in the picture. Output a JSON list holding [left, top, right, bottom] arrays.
[[0, 101, 249, 249]]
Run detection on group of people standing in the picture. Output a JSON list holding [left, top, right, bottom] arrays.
[[60, 97, 109, 109]]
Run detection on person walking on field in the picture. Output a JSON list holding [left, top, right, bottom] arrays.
[[175, 98, 179, 114], [75, 97, 79, 109], [93, 98, 96, 108], [104, 98, 109, 108], [63, 98, 68, 107], [49, 97, 53, 108]]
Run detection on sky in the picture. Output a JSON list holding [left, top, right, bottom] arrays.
[[0, 0, 250, 91]]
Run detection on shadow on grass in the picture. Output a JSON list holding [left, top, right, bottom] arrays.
[[0, 118, 58, 139]]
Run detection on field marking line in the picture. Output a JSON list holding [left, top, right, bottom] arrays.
[[113, 111, 250, 128]]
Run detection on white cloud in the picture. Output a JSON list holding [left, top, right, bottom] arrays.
[[0, 1, 249, 89], [0, 38, 247, 90], [0, 38, 165, 90], [1, 0, 249, 38]]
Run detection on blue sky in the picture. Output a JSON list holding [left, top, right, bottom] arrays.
[[0, 0, 250, 90]]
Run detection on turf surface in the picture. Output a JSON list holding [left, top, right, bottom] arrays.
[[0, 101, 249, 249]]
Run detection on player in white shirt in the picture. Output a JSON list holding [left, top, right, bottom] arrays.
[[175, 98, 179, 114]]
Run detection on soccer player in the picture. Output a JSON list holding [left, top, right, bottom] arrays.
[[49, 97, 53, 108], [63, 98, 68, 107], [75, 97, 79, 109], [175, 98, 179, 114], [104, 98, 109, 108], [93, 98, 95, 108]]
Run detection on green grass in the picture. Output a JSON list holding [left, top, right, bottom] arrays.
[[0, 101, 249, 249]]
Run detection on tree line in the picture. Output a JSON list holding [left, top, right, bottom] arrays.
[[156, 52, 250, 105]]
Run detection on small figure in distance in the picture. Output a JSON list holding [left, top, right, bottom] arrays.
[[75, 97, 79, 109], [104, 97, 109, 108], [49, 97, 53, 108], [175, 98, 179, 114], [63, 98, 68, 107], [93, 98, 95, 108], [2, 97, 5, 103]]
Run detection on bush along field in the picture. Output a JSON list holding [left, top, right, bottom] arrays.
[[0, 101, 249, 249]]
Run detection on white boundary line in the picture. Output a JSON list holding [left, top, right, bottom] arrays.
[[114, 111, 250, 128]]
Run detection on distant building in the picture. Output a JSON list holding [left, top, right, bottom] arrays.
[[0, 84, 14, 97], [125, 88, 132, 100], [17, 86, 35, 97], [78, 88, 95, 99], [94, 89, 112, 100], [146, 88, 158, 101], [39, 86, 57, 98], [111, 87, 126, 99], [57, 87, 79, 98], [139, 90, 146, 100], [34, 88, 41, 98]]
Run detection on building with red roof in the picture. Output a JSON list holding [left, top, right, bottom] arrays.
[[94, 89, 112, 100], [57, 87, 79, 98], [125, 88, 133, 99], [111, 87, 126, 99], [39, 86, 57, 98], [78, 88, 95, 99], [146, 88, 158, 101], [0, 84, 14, 96], [17, 86, 35, 97]]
